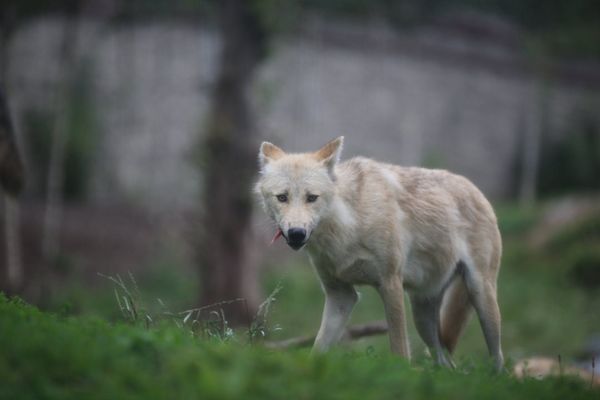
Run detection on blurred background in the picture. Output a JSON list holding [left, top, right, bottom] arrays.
[[0, 0, 599, 363]]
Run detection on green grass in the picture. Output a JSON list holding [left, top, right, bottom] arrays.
[[0, 295, 597, 400], [11, 202, 598, 398]]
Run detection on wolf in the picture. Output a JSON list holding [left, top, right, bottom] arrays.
[[255, 137, 503, 370]]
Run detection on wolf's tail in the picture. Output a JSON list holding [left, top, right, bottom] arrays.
[[439, 277, 472, 353]]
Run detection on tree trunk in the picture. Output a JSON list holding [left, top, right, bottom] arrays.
[[197, 0, 267, 325], [42, 15, 80, 262], [0, 4, 26, 294], [0, 88, 25, 294], [0, 5, 24, 196], [518, 83, 547, 206]]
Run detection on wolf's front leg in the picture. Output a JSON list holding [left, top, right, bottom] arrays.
[[378, 276, 411, 360], [312, 283, 358, 353]]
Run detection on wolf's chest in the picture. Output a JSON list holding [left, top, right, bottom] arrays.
[[308, 244, 384, 286], [335, 258, 383, 285]]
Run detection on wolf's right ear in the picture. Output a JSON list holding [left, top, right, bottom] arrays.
[[258, 142, 285, 171]]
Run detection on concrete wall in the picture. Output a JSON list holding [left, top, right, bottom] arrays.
[[5, 16, 600, 211]]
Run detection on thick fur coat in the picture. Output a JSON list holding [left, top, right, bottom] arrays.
[[255, 137, 503, 370]]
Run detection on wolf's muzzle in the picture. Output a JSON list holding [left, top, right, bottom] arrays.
[[286, 227, 307, 250]]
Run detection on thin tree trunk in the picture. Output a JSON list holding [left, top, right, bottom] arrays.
[[42, 16, 80, 261], [0, 5, 26, 293], [197, 0, 267, 325], [0, 12, 24, 196], [0, 88, 25, 293], [518, 83, 547, 206]]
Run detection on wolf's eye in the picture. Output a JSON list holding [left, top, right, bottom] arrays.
[[276, 194, 288, 203], [306, 194, 319, 203]]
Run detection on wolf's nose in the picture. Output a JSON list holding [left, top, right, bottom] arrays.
[[287, 228, 306, 243]]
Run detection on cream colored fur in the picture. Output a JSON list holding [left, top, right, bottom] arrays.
[[255, 137, 503, 370]]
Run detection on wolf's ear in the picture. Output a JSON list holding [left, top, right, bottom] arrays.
[[259, 141, 285, 170], [314, 136, 344, 177]]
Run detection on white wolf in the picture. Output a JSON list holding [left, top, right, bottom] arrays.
[[255, 137, 503, 370]]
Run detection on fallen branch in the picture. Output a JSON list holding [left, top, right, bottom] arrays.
[[265, 320, 388, 349]]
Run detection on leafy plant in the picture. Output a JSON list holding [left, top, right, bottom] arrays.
[[100, 272, 284, 343]]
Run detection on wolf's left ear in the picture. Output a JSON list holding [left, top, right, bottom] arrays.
[[314, 136, 344, 178], [259, 141, 285, 171]]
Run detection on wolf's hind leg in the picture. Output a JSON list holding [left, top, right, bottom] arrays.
[[312, 283, 358, 353], [410, 294, 454, 367], [462, 264, 504, 371]]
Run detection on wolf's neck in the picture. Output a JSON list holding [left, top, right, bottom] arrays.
[[328, 195, 357, 230], [311, 194, 357, 252]]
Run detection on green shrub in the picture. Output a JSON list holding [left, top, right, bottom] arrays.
[[545, 213, 600, 251], [495, 204, 541, 236], [569, 250, 600, 289], [538, 114, 600, 197]]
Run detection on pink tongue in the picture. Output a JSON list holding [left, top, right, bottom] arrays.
[[270, 229, 283, 245]]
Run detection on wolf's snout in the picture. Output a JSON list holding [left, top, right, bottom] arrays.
[[287, 227, 307, 250]]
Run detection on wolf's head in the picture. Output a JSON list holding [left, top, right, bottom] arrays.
[[255, 137, 344, 251]]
